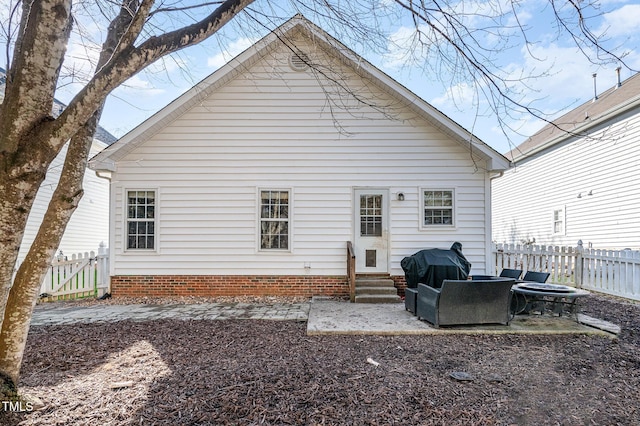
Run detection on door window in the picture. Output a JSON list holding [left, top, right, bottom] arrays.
[[360, 194, 382, 236]]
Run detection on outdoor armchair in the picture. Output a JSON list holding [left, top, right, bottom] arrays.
[[416, 278, 515, 327], [499, 268, 523, 279], [522, 271, 550, 283]]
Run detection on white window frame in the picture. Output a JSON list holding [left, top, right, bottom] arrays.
[[258, 189, 292, 252], [124, 189, 157, 252], [552, 207, 565, 235], [420, 188, 456, 229]]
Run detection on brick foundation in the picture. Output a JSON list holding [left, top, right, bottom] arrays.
[[392, 275, 407, 297], [110, 275, 351, 298]]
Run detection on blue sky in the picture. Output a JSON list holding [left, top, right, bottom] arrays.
[[4, 1, 640, 154]]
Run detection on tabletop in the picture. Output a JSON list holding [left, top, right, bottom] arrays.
[[513, 282, 590, 298]]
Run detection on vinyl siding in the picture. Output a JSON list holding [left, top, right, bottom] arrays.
[[111, 39, 492, 277], [18, 140, 110, 264], [492, 108, 640, 249]]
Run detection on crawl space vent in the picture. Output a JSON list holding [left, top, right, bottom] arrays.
[[289, 52, 310, 71]]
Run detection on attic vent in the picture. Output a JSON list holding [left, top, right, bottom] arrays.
[[289, 52, 310, 71]]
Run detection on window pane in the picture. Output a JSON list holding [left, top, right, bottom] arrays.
[[127, 190, 156, 250], [423, 190, 454, 226], [360, 195, 382, 236], [424, 193, 433, 206], [279, 235, 288, 250], [260, 190, 289, 250]]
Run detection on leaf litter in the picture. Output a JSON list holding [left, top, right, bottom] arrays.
[[1, 294, 639, 425]]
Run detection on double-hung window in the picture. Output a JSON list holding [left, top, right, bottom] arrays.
[[422, 189, 454, 226], [126, 190, 156, 250], [260, 190, 289, 250], [553, 207, 565, 235]]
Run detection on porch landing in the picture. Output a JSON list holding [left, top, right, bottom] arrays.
[[306, 297, 620, 336]]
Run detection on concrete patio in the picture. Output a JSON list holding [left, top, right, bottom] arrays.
[[306, 297, 620, 336], [30, 297, 620, 338]]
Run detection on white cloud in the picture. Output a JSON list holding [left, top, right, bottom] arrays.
[[114, 74, 165, 97], [61, 37, 101, 81], [146, 55, 189, 75], [597, 4, 640, 39], [207, 37, 257, 69], [381, 26, 424, 70], [516, 42, 631, 108], [431, 82, 477, 110]]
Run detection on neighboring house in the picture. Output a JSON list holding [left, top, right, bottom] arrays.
[[89, 15, 510, 298], [0, 68, 117, 266], [493, 72, 640, 250]]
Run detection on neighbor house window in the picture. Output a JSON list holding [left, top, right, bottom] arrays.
[[126, 190, 155, 250], [553, 207, 565, 235], [260, 190, 289, 250], [422, 189, 454, 226]]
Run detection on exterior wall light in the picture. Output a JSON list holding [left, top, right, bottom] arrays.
[[397, 192, 405, 201]]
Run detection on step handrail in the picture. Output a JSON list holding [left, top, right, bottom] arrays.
[[347, 241, 356, 302]]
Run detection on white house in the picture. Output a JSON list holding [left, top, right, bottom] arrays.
[[0, 69, 116, 267], [89, 15, 509, 298], [493, 72, 640, 250]]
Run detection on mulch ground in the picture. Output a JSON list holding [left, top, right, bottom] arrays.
[[1, 294, 639, 425]]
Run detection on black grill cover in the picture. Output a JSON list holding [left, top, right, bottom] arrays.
[[401, 242, 471, 289]]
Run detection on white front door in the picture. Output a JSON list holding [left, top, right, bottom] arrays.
[[354, 189, 389, 274]]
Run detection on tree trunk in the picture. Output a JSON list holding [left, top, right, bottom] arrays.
[[0, 118, 97, 387], [1, 0, 157, 393], [0, 153, 51, 325], [0, 0, 127, 392], [0, 0, 73, 326], [0, 0, 255, 396]]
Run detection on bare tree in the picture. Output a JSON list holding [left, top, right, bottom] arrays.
[[0, 0, 258, 397], [0, 0, 627, 396]]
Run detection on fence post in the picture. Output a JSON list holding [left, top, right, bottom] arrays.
[[97, 241, 109, 295], [575, 240, 584, 288], [491, 242, 497, 275]]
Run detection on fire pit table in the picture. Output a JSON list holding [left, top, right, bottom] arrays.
[[511, 282, 590, 319]]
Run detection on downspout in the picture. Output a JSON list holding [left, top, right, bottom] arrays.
[[93, 169, 113, 296], [487, 169, 506, 274], [490, 171, 504, 181]]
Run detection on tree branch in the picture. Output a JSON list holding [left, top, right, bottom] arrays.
[[0, 0, 73, 155], [37, 0, 255, 157]]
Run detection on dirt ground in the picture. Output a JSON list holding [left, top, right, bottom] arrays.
[[1, 293, 639, 425]]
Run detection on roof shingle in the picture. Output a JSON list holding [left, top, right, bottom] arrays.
[[507, 72, 640, 162]]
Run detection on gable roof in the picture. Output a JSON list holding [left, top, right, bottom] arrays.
[[90, 15, 509, 172], [0, 68, 117, 145], [507, 72, 640, 162]]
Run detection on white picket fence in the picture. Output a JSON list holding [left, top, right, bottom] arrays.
[[493, 241, 640, 301], [39, 243, 109, 300]]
